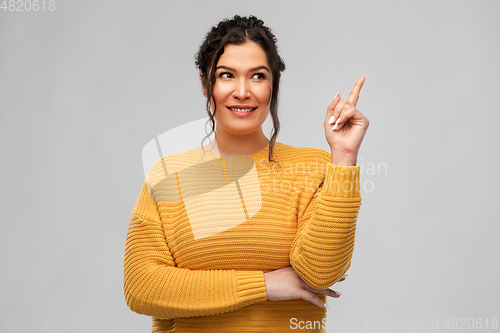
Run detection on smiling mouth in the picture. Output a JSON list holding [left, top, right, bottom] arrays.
[[227, 107, 257, 112]]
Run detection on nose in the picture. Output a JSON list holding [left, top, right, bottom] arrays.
[[233, 78, 250, 99]]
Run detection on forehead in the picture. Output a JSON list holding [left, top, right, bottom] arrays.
[[217, 41, 269, 68]]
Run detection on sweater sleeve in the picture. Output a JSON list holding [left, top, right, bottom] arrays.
[[123, 181, 268, 320], [289, 161, 362, 290]]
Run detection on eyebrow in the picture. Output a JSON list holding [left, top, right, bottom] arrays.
[[216, 65, 270, 73]]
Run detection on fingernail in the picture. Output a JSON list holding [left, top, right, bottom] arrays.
[[336, 291, 342, 296], [328, 115, 335, 124], [332, 117, 340, 130], [334, 92, 340, 99], [324, 303, 329, 308]]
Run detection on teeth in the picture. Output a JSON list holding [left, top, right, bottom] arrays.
[[228, 107, 256, 112]]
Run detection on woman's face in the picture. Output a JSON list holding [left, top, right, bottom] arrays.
[[210, 41, 272, 136]]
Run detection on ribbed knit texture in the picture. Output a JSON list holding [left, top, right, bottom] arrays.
[[124, 142, 362, 332]]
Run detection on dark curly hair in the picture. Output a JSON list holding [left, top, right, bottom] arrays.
[[195, 15, 286, 162]]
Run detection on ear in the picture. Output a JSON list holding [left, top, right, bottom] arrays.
[[199, 73, 208, 98]]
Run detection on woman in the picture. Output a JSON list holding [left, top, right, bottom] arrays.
[[124, 15, 369, 332]]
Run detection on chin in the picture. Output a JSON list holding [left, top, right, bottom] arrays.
[[226, 126, 261, 136]]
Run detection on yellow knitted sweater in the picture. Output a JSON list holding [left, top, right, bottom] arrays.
[[124, 141, 362, 332]]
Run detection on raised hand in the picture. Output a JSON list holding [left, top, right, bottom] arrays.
[[263, 266, 347, 309], [324, 77, 370, 166]]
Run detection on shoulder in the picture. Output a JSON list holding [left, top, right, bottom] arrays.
[[146, 146, 218, 186], [144, 146, 221, 202]]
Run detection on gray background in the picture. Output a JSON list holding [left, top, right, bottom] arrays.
[[1, 0, 499, 332]]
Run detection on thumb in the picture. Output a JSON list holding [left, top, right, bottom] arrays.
[[300, 290, 328, 309]]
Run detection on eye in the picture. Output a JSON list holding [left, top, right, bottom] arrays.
[[218, 72, 233, 79], [252, 73, 266, 80]]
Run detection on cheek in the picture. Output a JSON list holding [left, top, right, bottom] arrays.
[[257, 84, 272, 106], [212, 85, 222, 105], [212, 82, 231, 104]]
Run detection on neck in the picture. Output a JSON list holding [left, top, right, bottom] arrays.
[[209, 128, 270, 157]]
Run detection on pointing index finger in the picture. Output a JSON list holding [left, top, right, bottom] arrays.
[[348, 77, 366, 107]]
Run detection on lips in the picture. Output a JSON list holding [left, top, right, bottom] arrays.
[[227, 105, 257, 112]]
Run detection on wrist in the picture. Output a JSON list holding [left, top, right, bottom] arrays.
[[330, 151, 357, 166]]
